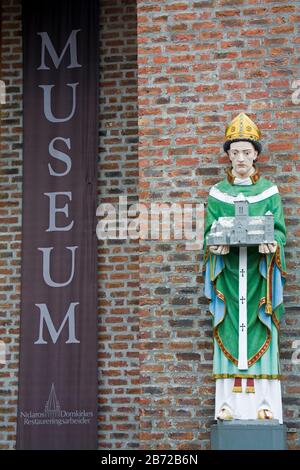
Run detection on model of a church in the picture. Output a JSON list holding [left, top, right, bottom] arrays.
[[206, 195, 274, 246]]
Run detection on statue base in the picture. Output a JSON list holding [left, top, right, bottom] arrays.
[[211, 420, 287, 450]]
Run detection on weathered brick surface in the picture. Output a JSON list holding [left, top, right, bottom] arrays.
[[1, 0, 300, 451], [97, 0, 139, 450], [137, 0, 300, 450], [0, 0, 22, 450]]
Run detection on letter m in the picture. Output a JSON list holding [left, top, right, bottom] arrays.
[[37, 30, 81, 70], [34, 302, 80, 344]]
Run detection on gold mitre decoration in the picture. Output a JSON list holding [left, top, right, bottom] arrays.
[[225, 113, 261, 142]]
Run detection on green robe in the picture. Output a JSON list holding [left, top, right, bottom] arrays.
[[203, 173, 286, 379]]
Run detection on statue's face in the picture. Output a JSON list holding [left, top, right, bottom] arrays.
[[228, 141, 258, 178]]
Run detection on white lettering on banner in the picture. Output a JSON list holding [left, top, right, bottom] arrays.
[[39, 83, 79, 123], [35, 30, 81, 345], [37, 30, 82, 70], [34, 302, 80, 344], [44, 192, 74, 232], [48, 137, 72, 177], [38, 246, 78, 287]]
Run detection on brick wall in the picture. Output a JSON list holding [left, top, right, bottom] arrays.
[[0, 0, 23, 450], [1, 0, 300, 451], [97, 0, 139, 450], [137, 0, 300, 450]]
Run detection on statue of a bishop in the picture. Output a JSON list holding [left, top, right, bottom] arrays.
[[203, 113, 286, 422]]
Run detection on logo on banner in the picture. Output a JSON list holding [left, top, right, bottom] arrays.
[[19, 384, 94, 426], [45, 384, 61, 417]]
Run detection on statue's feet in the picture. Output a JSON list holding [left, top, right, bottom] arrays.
[[217, 404, 234, 421], [257, 406, 273, 420]]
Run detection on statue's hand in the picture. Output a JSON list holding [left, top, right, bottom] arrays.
[[258, 241, 278, 254], [209, 245, 230, 255]]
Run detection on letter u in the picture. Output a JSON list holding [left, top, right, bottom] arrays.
[[39, 83, 79, 123], [38, 246, 78, 287]]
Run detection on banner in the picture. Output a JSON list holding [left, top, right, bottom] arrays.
[[17, 0, 99, 449]]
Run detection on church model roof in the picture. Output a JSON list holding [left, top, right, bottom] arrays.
[[206, 197, 274, 247]]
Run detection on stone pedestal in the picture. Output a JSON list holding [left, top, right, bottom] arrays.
[[211, 420, 287, 450]]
